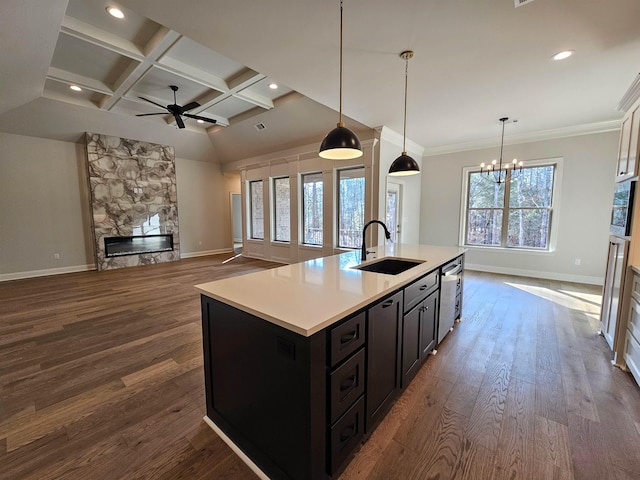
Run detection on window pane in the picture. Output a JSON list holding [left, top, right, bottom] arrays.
[[507, 208, 550, 248], [273, 177, 290, 242], [338, 167, 365, 248], [302, 173, 323, 245], [469, 172, 505, 208], [509, 166, 554, 208], [466, 209, 502, 246], [250, 180, 264, 239]]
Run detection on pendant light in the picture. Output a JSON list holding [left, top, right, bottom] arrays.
[[389, 50, 420, 176], [319, 0, 363, 160], [480, 117, 523, 184]]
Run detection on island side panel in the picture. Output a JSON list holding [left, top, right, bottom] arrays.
[[201, 296, 327, 480]]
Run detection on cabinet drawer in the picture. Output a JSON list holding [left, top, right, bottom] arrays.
[[628, 296, 640, 344], [328, 396, 365, 475], [330, 312, 365, 367], [329, 348, 365, 425], [624, 329, 640, 387], [404, 271, 438, 313]]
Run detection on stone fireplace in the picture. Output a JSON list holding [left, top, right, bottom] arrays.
[[85, 133, 180, 271]]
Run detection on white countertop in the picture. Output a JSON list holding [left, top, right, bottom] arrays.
[[195, 244, 466, 337]]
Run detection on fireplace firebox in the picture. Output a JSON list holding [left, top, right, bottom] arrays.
[[104, 235, 174, 258]]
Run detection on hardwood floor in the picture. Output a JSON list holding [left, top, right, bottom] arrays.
[[1, 257, 639, 479]]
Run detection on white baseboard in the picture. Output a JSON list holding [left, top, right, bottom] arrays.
[[0, 264, 96, 282], [465, 263, 603, 286], [180, 248, 233, 259], [202, 416, 270, 480]]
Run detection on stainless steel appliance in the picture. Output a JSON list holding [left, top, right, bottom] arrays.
[[439, 260, 462, 343]]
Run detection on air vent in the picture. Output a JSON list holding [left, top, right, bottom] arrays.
[[254, 122, 267, 131], [514, 0, 535, 7]]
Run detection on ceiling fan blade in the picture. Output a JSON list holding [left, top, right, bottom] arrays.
[[136, 113, 166, 117], [183, 113, 217, 124], [181, 101, 200, 112], [173, 114, 185, 129], [138, 96, 167, 110]]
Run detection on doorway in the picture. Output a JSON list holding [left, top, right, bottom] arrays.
[[386, 181, 403, 244]]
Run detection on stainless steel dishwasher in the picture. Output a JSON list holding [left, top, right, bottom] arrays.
[[438, 260, 462, 343]]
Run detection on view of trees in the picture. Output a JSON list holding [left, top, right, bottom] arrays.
[[338, 168, 365, 248], [273, 177, 290, 242], [302, 173, 323, 245], [249, 180, 264, 239], [466, 165, 554, 249]]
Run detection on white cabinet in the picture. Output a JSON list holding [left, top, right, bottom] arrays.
[[624, 269, 640, 386], [600, 236, 630, 353]]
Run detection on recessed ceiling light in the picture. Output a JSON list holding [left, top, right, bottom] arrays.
[[106, 6, 125, 19], [197, 119, 205, 124], [69, 85, 82, 92], [552, 50, 574, 61], [268, 83, 278, 90]]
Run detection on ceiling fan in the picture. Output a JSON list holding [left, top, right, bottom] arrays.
[[136, 85, 217, 129]]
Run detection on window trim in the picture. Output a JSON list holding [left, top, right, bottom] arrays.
[[459, 157, 563, 253], [300, 171, 324, 247], [336, 166, 366, 250], [271, 176, 291, 244], [248, 179, 264, 240]]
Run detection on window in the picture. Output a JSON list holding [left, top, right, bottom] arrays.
[[464, 164, 555, 249], [249, 180, 264, 240], [337, 167, 365, 248], [302, 172, 323, 245], [273, 177, 290, 242]]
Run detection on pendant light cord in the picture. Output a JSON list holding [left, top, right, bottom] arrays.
[[338, 0, 344, 127], [499, 118, 505, 171], [402, 56, 408, 154]]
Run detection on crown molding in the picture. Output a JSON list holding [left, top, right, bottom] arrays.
[[617, 73, 640, 112], [375, 126, 425, 156], [422, 120, 621, 157]]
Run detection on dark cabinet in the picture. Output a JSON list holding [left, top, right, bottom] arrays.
[[366, 290, 402, 432], [401, 289, 439, 387], [420, 291, 438, 360]]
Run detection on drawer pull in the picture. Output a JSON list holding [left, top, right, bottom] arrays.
[[382, 299, 394, 308], [419, 285, 428, 291], [339, 424, 356, 444], [340, 331, 357, 344], [339, 374, 357, 392]]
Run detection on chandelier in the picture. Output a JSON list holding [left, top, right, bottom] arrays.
[[480, 117, 523, 184]]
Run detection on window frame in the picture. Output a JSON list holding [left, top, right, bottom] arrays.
[[271, 176, 291, 243], [248, 179, 264, 240], [300, 171, 324, 247], [460, 158, 562, 252], [336, 166, 366, 249]]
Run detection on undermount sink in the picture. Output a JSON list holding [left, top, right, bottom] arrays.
[[352, 257, 424, 275]]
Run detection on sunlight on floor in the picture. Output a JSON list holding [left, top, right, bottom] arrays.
[[505, 282, 602, 315]]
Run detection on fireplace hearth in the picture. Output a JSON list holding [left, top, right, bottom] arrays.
[[104, 235, 174, 258]]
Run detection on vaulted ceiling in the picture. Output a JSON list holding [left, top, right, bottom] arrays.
[[2, 0, 640, 163]]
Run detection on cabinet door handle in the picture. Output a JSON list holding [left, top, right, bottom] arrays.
[[340, 331, 357, 344], [419, 285, 428, 291], [339, 424, 356, 444], [339, 374, 357, 392], [382, 299, 394, 308]]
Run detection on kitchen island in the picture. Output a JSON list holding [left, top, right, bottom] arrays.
[[195, 244, 465, 480]]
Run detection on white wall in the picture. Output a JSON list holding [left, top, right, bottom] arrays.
[[0, 132, 234, 280], [420, 131, 619, 284]]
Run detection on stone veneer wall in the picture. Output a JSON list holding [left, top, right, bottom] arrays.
[[85, 132, 180, 271]]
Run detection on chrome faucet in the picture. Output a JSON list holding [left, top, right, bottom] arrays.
[[361, 220, 392, 261]]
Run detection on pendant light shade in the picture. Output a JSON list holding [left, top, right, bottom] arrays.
[[389, 50, 420, 176], [389, 153, 420, 176], [319, 0, 363, 160], [319, 123, 363, 160]]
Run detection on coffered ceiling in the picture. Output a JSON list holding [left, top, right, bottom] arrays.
[[2, 0, 640, 163]]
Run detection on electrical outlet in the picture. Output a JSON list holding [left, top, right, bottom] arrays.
[[53, 253, 60, 260], [575, 258, 581, 266]]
